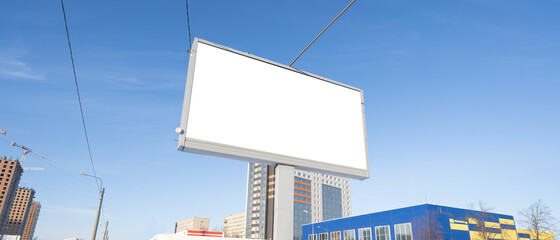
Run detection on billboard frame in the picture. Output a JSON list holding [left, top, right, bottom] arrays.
[[178, 38, 370, 180]]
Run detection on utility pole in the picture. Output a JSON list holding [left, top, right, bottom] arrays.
[[92, 187, 104, 240], [79, 172, 104, 240], [102, 221, 109, 240]]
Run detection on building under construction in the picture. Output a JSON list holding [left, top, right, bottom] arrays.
[[0, 157, 23, 235]]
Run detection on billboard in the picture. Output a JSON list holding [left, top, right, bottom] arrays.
[[178, 38, 369, 179]]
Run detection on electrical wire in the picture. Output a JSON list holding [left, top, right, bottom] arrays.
[[60, 1, 109, 230], [32, 154, 95, 188], [0, 133, 95, 188], [60, 0, 100, 190], [20, 180, 96, 199], [0, 135, 12, 145], [101, 204, 108, 226], [186, 0, 193, 51], [289, 0, 356, 67]]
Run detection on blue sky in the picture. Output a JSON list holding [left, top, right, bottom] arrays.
[[1, 0, 559, 239]]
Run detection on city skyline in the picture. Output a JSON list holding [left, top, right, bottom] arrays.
[[1, 0, 559, 239]]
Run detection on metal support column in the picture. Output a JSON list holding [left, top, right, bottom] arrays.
[[273, 164, 294, 240]]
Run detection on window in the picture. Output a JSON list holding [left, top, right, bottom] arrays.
[[359, 228, 372, 240], [322, 184, 343, 220], [319, 233, 329, 240], [331, 231, 341, 240], [394, 223, 412, 240], [309, 234, 317, 240], [344, 230, 356, 240], [375, 226, 390, 240]]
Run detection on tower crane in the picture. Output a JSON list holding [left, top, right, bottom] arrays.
[[10, 142, 54, 170]]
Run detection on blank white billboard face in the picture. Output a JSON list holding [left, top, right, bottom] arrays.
[[178, 38, 369, 179]]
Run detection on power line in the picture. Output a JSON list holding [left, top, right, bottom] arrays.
[[289, 0, 356, 67], [33, 154, 95, 188], [20, 180, 96, 199], [0, 132, 96, 189], [60, 0, 100, 189], [186, 0, 193, 51]]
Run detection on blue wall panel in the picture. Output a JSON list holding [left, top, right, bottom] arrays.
[[302, 204, 517, 240]]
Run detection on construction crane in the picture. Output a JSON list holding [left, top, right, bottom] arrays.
[[10, 142, 55, 169]]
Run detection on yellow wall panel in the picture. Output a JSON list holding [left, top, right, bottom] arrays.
[[451, 223, 469, 231], [470, 231, 484, 240], [540, 232, 555, 240], [502, 229, 517, 240], [521, 230, 555, 240], [450, 218, 468, 224], [468, 218, 479, 224], [469, 230, 505, 240], [485, 221, 501, 228], [499, 218, 515, 225]]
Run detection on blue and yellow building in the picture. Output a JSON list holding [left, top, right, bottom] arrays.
[[302, 204, 554, 240]]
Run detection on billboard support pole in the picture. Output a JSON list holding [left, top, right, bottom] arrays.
[[273, 164, 294, 240]]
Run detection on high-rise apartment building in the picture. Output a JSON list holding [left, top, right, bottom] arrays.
[[245, 163, 351, 240], [4, 188, 35, 235], [224, 212, 246, 238], [175, 217, 210, 233], [21, 201, 40, 240], [0, 157, 23, 235]]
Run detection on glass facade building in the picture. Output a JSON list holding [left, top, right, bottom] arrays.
[[321, 184, 342, 221], [294, 177, 312, 240], [245, 163, 352, 240]]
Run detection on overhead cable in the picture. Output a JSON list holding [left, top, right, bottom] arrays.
[[60, 0, 100, 189], [289, 0, 356, 67], [186, 0, 193, 51]]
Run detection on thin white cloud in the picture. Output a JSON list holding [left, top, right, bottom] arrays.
[[3, 60, 27, 68], [0, 59, 46, 80], [45, 206, 116, 219], [101, 74, 139, 83], [0, 69, 45, 80], [46, 206, 97, 216]]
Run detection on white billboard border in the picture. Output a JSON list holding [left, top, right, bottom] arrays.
[[178, 38, 370, 180]]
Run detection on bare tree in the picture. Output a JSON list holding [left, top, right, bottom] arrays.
[[466, 202, 503, 240], [413, 210, 444, 240], [211, 224, 223, 232], [519, 200, 557, 240]]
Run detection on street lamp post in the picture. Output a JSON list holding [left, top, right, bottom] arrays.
[[79, 172, 104, 240], [303, 210, 314, 240]]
